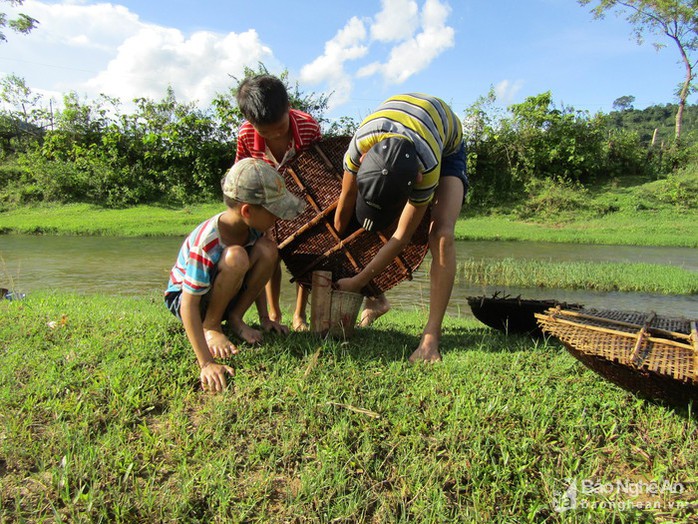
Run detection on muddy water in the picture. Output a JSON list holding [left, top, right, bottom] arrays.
[[2, 235, 698, 319]]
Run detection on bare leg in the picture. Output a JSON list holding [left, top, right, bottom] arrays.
[[228, 237, 278, 344], [292, 284, 310, 331], [201, 245, 249, 358], [359, 293, 390, 327], [266, 260, 283, 323], [409, 177, 463, 363]]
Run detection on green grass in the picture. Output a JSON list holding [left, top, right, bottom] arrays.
[[456, 209, 698, 247], [0, 203, 222, 237], [3, 178, 698, 521], [458, 174, 698, 247], [458, 258, 698, 294], [1, 292, 697, 522]]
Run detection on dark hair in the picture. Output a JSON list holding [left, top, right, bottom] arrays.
[[236, 74, 289, 126], [223, 194, 238, 209]]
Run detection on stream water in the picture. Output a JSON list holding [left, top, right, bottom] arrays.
[[2, 235, 698, 319]]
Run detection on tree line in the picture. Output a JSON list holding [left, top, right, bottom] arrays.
[[0, 70, 695, 212], [607, 100, 698, 146]]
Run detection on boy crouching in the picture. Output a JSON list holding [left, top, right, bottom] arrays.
[[164, 158, 305, 392]]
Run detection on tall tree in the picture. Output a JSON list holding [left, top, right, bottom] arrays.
[[612, 94, 636, 111], [579, 0, 698, 140], [0, 0, 38, 42]]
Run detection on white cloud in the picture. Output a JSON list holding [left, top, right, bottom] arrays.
[[358, 0, 454, 84], [495, 79, 524, 104], [299, 17, 369, 108], [4, 0, 455, 116], [2, 1, 276, 108], [301, 0, 454, 108], [11, 1, 141, 49], [370, 0, 419, 42], [84, 26, 273, 105]]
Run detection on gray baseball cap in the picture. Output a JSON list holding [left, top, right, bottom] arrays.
[[222, 158, 306, 220]]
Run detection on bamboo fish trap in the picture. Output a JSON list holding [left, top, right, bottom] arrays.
[[273, 136, 430, 296], [535, 307, 698, 405], [467, 293, 583, 337]]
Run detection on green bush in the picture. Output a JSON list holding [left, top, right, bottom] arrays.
[[652, 165, 698, 209], [464, 92, 665, 211], [515, 177, 591, 219], [602, 128, 649, 178], [18, 153, 92, 203], [0, 161, 36, 210]]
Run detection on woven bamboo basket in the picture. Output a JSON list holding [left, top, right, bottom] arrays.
[[273, 136, 430, 296], [535, 307, 698, 405]]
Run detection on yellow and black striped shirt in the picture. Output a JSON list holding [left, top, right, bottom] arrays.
[[343, 93, 463, 206]]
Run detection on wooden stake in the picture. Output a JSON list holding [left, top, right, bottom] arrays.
[[630, 312, 656, 368], [310, 270, 333, 335]]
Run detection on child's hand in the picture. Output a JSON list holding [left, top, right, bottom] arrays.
[[200, 362, 235, 393], [260, 317, 290, 335]]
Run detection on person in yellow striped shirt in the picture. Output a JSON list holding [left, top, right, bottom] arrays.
[[334, 93, 468, 363]]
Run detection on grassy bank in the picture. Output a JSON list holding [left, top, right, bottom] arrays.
[[0, 203, 223, 237], [2, 199, 698, 248], [455, 209, 698, 247], [1, 292, 696, 522]]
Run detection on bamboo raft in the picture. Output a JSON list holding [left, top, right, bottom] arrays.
[[273, 136, 430, 296], [535, 307, 698, 405], [467, 293, 583, 337]]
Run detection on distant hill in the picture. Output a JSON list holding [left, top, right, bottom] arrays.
[[605, 103, 698, 145]]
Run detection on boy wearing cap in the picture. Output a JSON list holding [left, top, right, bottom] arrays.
[[235, 74, 322, 332], [165, 158, 306, 392], [334, 93, 468, 363]]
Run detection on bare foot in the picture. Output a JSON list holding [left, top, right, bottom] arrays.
[[260, 317, 290, 335], [229, 318, 263, 344], [358, 295, 390, 327], [204, 329, 238, 358], [292, 315, 309, 332], [408, 333, 442, 363]]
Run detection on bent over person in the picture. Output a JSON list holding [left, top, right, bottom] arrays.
[[334, 93, 468, 363]]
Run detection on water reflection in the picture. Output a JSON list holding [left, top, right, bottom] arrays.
[[2, 235, 698, 319]]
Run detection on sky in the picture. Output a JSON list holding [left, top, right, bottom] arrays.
[[0, 0, 688, 125]]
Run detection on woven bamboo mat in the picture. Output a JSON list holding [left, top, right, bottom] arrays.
[[273, 136, 430, 296]]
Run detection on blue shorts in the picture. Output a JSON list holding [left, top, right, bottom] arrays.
[[440, 141, 469, 203]]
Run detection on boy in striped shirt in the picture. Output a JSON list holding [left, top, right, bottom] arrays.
[[165, 159, 305, 393], [235, 74, 322, 332], [334, 93, 468, 363]]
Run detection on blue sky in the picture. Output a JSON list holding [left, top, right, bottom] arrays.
[[1, 0, 686, 125]]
